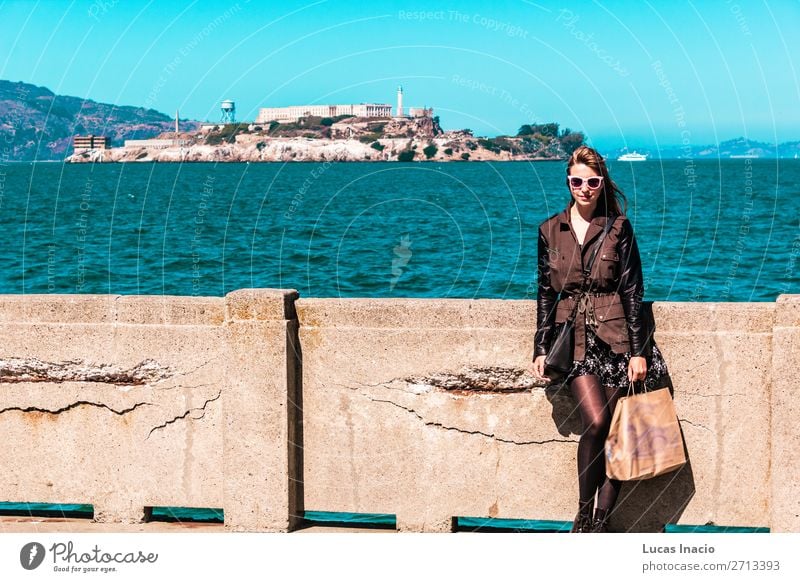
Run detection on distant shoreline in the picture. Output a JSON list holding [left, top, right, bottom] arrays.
[[13, 157, 799, 164]]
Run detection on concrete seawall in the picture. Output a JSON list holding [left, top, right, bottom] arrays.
[[1, 291, 798, 532]]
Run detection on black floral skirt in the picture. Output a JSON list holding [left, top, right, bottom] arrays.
[[564, 327, 669, 392]]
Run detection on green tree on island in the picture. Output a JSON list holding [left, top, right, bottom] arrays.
[[558, 128, 585, 156], [517, 122, 585, 156]]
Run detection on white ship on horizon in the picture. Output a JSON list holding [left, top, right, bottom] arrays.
[[617, 151, 648, 161]]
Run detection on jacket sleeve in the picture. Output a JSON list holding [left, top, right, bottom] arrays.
[[534, 225, 558, 359], [617, 218, 653, 358]]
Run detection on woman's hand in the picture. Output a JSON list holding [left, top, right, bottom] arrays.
[[530, 355, 548, 381], [628, 356, 647, 383]]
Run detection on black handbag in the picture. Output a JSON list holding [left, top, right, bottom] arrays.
[[543, 302, 579, 382], [543, 216, 616, 383]]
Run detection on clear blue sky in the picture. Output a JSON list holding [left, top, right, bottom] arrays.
[[1, 0, 798, 149]]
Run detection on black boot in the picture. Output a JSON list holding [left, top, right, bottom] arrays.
[[591, 507, 610, 533], [570, 500, 594, 533]]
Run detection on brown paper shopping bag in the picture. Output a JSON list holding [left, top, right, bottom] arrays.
[[605, 382, 686, 481]]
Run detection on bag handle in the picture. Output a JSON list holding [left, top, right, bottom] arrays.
[[626, 378, 648, 397]]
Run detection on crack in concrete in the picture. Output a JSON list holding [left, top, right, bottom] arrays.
[[156, 358, 222, 384], [677, 417, 713, 432], [683, 360, 710, 374], [152, 382, 213, 393], [679, 392, 748, 398], [332, 365, 548, 396], [0, 400, 153, 416], [364, 395, 576, 445], [332, 379, 427, 396], [0, 357, 175, 385], [146, 391, 222, 439]]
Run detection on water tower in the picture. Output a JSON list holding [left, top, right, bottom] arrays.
[[220, 99, 236, 123]]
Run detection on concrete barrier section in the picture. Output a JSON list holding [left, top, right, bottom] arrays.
[[0, 292, 797, 532]]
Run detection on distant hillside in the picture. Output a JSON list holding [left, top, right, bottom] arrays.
[[609, 137, 800, 160], [0, 79, 198, 160]]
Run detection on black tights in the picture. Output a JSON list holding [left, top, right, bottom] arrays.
[[569, 374, 624, 513]]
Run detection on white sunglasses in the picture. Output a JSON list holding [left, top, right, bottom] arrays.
[[567, 175, 604, 189]]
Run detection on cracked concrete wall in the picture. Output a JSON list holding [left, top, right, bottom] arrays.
[[297, 297, 585, 532], [0, 290, 301, 532], [0, 294, 228, 524], [2, 292, 798, 533], [222, 289, 303, 532], [296, 296, 800, 533]]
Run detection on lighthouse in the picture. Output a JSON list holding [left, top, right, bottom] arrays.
[[396, 85, 404, 118]]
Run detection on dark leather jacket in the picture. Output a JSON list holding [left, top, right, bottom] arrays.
[[533, 200, 653, 361]]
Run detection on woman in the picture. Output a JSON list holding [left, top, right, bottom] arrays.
[[530, 145, 668, 533]]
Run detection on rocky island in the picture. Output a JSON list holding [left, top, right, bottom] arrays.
[[66, 115, 585, 163], [4, 80, 800, 162]]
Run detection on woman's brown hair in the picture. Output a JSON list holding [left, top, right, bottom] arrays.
[[566, 145, 628, 216]]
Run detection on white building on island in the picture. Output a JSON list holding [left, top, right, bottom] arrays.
[[256, 103, 392, 124], [255, 87, 433, 124]]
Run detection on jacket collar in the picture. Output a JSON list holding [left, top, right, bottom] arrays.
[[557, 200, 616, 249]]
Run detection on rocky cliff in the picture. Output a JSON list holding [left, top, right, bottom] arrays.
[[67, 115, 575, 163], [0, 79, 198, 160]]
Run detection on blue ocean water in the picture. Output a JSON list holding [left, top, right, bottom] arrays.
[[0, 160, 797, 301]]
